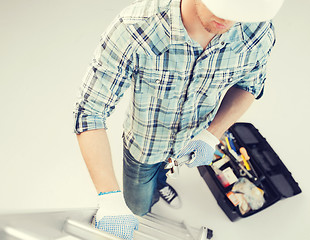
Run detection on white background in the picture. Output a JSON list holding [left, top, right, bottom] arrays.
[[0, 0, 309, 239]]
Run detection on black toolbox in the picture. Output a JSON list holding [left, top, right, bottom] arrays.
[[198, 122, 302, 221]]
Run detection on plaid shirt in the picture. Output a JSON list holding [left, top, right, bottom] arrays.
[[74, 0, 276, 164]]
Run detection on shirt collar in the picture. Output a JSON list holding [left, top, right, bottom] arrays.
[[228, 22, 271, 53], [153, 0, 254, 56], [221, 22, 245, 43], [169, 0, 189, 45]]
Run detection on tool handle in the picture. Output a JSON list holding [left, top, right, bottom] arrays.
[[177, 154, 193, 166], [240, 147, 250, 160]]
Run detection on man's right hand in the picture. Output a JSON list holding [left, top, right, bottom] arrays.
[[93, 191, 139, 240]]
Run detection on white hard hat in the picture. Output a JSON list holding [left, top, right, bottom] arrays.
[[201, 0, 284, 22]]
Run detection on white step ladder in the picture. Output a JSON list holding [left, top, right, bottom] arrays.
[[0, 208, 213, 240]]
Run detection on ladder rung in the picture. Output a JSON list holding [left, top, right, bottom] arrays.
[[137, 216, 193, 240], [141, 213, 210, 240], [143, 214, 191, 233], [138, 222, 192, 240]]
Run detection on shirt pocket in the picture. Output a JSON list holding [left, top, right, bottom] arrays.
[[208, 67, 253, 90], [133, 68, 182, 100]]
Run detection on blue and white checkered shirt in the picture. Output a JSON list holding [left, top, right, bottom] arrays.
[[74, 0, 276, 164]]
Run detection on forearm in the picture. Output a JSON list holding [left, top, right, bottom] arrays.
[[76, 128, 120, 194], [207, 87, 255, 139]]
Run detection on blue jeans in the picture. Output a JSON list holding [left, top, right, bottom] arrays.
[[123, 144, 169, 216]]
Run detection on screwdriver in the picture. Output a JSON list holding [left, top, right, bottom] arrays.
[[239, 147, 259, 179]]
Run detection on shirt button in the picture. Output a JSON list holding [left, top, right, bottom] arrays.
[[156, 80, 160, 84], [221, 41, 225, 45]]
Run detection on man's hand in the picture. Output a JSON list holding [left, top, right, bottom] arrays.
[[93, 191, 139, 240], [177, 130, 219, 168]]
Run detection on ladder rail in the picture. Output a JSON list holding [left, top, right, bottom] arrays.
[[1, 227, 44, 240], [0, 208, 211, 240]]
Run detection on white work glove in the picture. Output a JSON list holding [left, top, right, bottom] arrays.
[[177, 130, 219, 168], [92, 191, 139, 240]]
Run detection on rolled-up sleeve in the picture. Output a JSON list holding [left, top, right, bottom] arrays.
[[233, 21, 275, 99], [74, 18, 134, 134], [233, 59, 268, 99]]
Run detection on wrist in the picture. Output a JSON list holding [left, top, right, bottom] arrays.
[[95, 182, 120, 195], [206, 125, 224, 140], [193, 129, 219, 150], [98, 190, 121, 196]]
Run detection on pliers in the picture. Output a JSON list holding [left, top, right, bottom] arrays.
[[164, 155, 192, 179]]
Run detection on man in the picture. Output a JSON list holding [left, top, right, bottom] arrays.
[[73, 0, 284, 239]]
